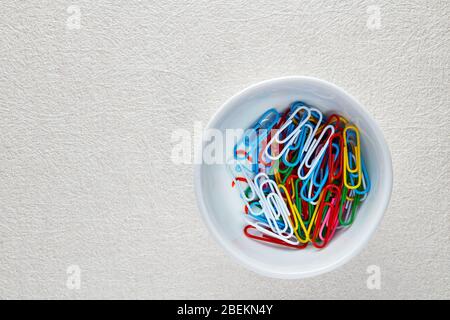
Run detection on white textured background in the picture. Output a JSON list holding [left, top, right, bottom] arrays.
[[0, 1, 449, 299]]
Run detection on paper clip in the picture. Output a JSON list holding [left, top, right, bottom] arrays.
[[278, 184, 309, 243], [343, 125, 362, 190], [244, 225, 308, 249], [264, 106, 311, 161], [311, 184, 341, 248], [281, 122, 314, 168], [246, 172, 299, 245], [297, 124, 335, 180], [355, 157, 371, 199], [328, 133, 344, 183]]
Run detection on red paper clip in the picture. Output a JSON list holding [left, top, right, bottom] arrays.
[[244, 225, 307, 249]]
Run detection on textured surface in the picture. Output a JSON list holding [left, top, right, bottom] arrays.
[[0, 0, 449, 299]]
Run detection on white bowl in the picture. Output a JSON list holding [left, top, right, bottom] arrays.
[[194, 76, 393, 279]]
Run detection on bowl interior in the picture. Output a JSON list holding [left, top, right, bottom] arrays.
[[196, 77, 392, 278]]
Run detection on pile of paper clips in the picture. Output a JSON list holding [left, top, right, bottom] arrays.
[[229, 101, 371, 249]]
